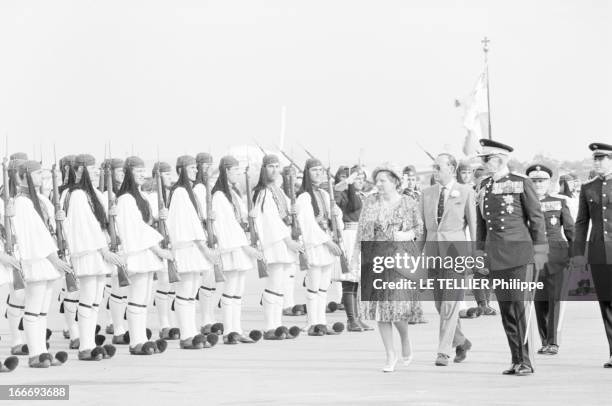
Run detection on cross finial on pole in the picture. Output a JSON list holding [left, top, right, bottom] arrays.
[[481, 37, 490, 63]]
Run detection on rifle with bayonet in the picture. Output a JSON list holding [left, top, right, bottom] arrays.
[[52, 146, 79, 292], [301, 147, 349, 274], [286, 165, 310, 270], [244, 159, 268, 278], [202, 168, 225, 283], [105, 145, 131, 287], [1, 158, 26, 290], [155, 153, 180, 283]]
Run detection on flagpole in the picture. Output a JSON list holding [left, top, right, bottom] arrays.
[[482, 37, 492, 140]]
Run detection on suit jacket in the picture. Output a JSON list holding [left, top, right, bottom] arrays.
[[573, 175, 612, 264], [420, 182, 477, 258]]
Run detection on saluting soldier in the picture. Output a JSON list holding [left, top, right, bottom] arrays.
[[476, 139, 548, 376], [571, 143, 612, 368], [526, 164, 574, 356]]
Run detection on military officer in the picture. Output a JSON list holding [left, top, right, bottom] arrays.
[[571, 142, 612, 368], [476, 139, 548, 376], [526, 164, 574, 356], [401, 165, 421, 201]]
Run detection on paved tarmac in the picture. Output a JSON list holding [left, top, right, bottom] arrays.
[[0, 276, 609, 406]]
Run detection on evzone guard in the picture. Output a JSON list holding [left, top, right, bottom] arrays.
[[10, 159, 73, 367], [99, 157, 125, 337], [114, 156, 172, 355], [3, 153, 28, 358], [192, 153, 222, 336], [167, 155, 220, 349], [252, 154, 303, 340], [146, 161, 181, 341], [100, 157, 131, 344], [211, 155, 263, 344], [61, 154, 123, 360], [296, 158, 345, 336]]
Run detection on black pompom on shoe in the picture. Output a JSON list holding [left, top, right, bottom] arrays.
[[326, 302, 338, 313], [90, 347, 105, 361], [291, 305, 304, 316], [249, 330, 263, 342], [288, 326, 301, 339], [95, 335, 106, 346], [168, 328, 180, 340], [206, 333, 219, 347], [54, 351, 68, 365], [224, 332, 239, 345], [155, 339, 168, 354], [274, 326, 288, 339], [211, 323, 224, 335], [3, 356, 19, 372], [332, 322, 345, 333], [141, 342, 156, 355], [103, 344, 116, 359], [192, 334, 206, 348]]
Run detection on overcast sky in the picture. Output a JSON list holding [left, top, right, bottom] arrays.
[[0, 0, 610, 169]]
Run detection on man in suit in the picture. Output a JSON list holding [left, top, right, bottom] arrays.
[[476, 139, 548, 376], [571, 142, 612, 368], [420, 153, 477, 366]]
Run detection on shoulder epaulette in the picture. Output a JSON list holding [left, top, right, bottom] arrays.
[[582, 177, 599, 185]]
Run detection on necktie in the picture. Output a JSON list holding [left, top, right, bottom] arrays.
[[437, 186, 446, 224]]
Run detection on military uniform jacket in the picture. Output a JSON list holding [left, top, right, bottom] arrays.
[[573, 175, 612, 264], [476, 171, 548, 271], [540, 194, 574, 264]]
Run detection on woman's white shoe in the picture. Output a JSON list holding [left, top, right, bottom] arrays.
[[402, 354, 413, 366], [382, 355, 399, 372]]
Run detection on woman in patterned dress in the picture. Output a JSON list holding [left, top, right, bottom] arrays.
[[353, 164, 424, 372]]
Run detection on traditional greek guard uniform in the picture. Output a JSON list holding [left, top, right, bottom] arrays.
[[115, 156, 168, 355], [62, 154, 116, 360], [476, 140, 548, 376], [0, 238, 19, 372], [146, 161, 180, 341], [212, 155, 258, 344], [296, 158, 344, 336], [100, 158, 130, 343], [280, 166, 302, 317], [572, 142, 612, 368], [1, 155, 28, 356], [193, 153, 219, 334], [167, 155, 215, 349], [12, 160, 69, 368], [252, 155, 301, 340]]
